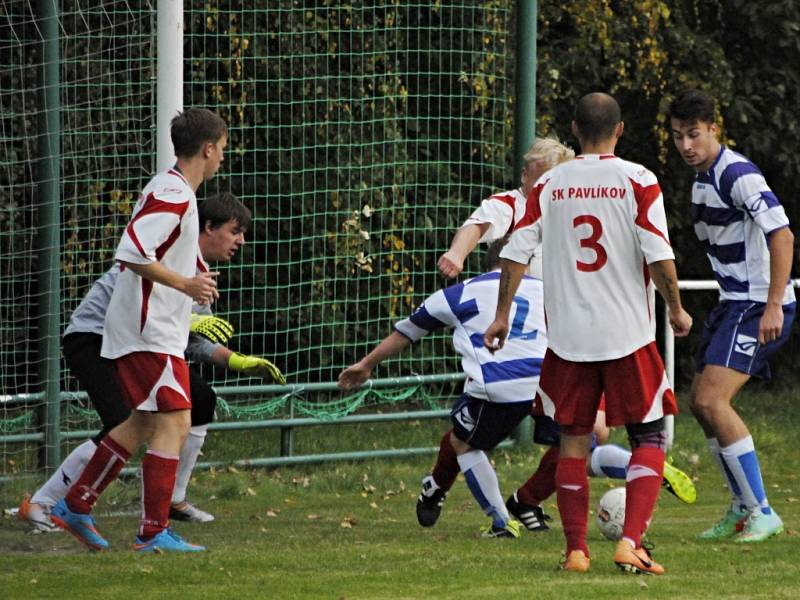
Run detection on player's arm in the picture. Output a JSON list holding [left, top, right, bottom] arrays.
[[483, 258, 527, 352], [337, 331, 413, 391], [122, 261, 219, 305], [438, 223, 490, 279], [759, 226, 794, 343], [648, 259, 692, 337]]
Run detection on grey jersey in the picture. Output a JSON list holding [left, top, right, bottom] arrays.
[[64, 263, 221, 364]]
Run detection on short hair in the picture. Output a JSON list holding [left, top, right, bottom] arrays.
[[484, 237, 508, 271], [523, 137, 575, 170], [668, 88, 716, 124], [171, 108, 228, 158], [198, 192, 251, 232], [574, 93, 621, 144]]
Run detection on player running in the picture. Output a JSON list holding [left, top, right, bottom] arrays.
[[485, 92, 692, 574], [339, 239, 542, 538], [669, 89, 795, 543], [50, 108, 227, 553]]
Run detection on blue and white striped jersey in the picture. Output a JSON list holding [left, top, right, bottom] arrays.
[[394, 271, 547, 404], [691, 146, 794, 304]]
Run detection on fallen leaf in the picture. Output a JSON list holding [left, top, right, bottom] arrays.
[[307, 514, 320, 520]]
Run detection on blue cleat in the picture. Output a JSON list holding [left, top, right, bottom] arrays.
[[50, 498, 108, 551], [133, 528, 205, 553]]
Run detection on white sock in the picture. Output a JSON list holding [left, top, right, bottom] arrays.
[[31, 439, 97, 507], [589, 444, 631, 479], [708, 437, 745, 512], [457, 450, 509, 527], [720, 436, 771, 515], [171, 425, 208, 504]]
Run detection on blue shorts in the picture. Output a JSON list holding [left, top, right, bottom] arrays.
[[695, 300, 796, 379]]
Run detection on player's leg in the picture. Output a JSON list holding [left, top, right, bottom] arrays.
[[416, 430, 459, 527], [170, 367, 216, 523], [451, 395, 530, 538], [132, 356, 203, 552], [25, 333, 131, 532], [692, 301, 794, 542], [507, 414, 558, 532], [603, 342, 674, 575]]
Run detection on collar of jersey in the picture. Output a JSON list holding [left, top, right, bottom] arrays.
[[576, 154, 616, 160]]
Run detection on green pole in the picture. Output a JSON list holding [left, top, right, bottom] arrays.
[[37, 0, 62, 473], [512, 0, 537, 449]]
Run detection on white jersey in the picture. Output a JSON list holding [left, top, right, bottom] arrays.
[[463, 188, 543, 278], [101, 168, 204, 359], [691, 146, 794, 304], [394, 271, 547, 403], [502, 154, 675, 362]]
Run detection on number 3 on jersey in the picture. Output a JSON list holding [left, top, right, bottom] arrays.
[[573, 214, 607, 272]]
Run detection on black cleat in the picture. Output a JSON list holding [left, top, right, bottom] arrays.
[[505, 493, 551, 532], [416, 475, 447, 527]]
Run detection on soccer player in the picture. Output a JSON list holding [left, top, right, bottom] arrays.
[[339, 239, 545, 538], [485, 92, 692, 574], [668, 89, 795, 543], [50, 108, 228, 553], [429, 138, 696, 534], [19, 193, 285, 533]]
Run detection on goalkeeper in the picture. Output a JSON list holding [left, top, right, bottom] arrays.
[[19, 192, 285, 532]]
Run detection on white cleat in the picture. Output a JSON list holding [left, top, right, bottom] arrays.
[[169, 500, 215, 523]]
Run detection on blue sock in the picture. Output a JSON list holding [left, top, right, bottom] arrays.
[[720, 436, 771, 515]]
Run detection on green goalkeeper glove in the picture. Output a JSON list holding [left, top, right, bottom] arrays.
[[190, 314, 235, 345], [228, 352, 287, 384]]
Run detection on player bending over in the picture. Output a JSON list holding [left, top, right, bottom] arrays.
[[339, 239, 542, 538]]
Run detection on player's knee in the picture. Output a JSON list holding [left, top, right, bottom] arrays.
[[449, 432, 471, 455], [626, 418, 667, 450]]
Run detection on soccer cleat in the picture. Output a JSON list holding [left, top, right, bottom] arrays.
[[133, 528, 205, 553], [416, 475, 447, 527], [661, 461, 697, 504], [480, 519, 521, 539], [505, 493, 551, 532], [614, 540, 664, 575], [18, 495, 60, 533], [734, 510, 784, 543], [50, 498, 108, 551], [561, 549, 591, 573], [699, 508, 747, 540], [170, 501, 215, 523]]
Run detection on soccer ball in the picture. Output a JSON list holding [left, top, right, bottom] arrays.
[[596, 487, 626, 541]]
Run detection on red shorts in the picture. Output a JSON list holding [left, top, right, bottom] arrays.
[[114, 352, 192, 412], [533, 341, 677, 431]]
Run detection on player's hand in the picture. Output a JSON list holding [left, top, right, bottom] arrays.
[[337, 363, 371, 391], [669, 307, 692, 337], [758, 303, 784, 344], [190, 314, 235, 345], [437, 251, 464, 279], [184, 272, 219, 305], [483, 319, 509, 353], [228, 352, 287, 384]]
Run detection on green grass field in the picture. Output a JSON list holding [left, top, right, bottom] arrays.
[[1, 386, 798, 599]]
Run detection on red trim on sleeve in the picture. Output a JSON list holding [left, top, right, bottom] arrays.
[[512, 182, 545, 231], [631, 178, 670, 246], [125, 193, 190, 259], [488, 193, 517, 234], [196, 257, 208, 273], [140, 279, 153, 333]]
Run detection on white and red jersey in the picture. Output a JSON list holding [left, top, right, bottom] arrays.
[[101, 168, 204, 359], [501, 154, 674, 361], [463, 188, 543, 277]]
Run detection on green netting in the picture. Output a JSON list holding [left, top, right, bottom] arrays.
[[1, 2, 516, 476]]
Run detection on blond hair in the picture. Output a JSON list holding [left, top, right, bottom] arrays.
[[523, 137, 575, 170]]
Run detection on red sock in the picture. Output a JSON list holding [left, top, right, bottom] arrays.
[[622, 446, 665, 547], [65, 436, 130, 514], [139, 450, 179, 540], [431, 430, 459, 491], [517, 446, 559, 505], [556, 456, 590, 556]]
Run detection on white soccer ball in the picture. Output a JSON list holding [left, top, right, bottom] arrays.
[[596, 487, 626, 541]]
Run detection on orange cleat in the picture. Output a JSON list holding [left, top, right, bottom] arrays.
[[614, 540, 665, 575]]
